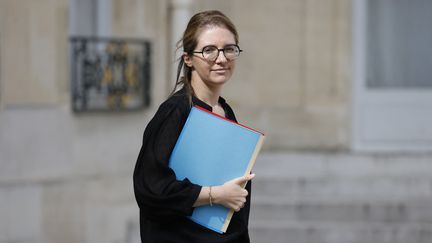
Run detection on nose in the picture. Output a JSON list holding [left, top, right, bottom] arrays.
[[215, 49, 228, 63]]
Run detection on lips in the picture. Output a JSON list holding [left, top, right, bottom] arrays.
[[212, 69, 229, 76]]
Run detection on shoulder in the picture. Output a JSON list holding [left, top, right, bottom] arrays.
[[141, 89, 191, 142], [152, 89, 191, 124]]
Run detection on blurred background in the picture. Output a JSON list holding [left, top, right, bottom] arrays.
[[1, 0, 432, 242]]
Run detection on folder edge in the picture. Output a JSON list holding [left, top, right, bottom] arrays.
[[220, 134, 266, 233]]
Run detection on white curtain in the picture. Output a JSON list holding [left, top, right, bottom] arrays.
[[366, 0, 432, 88]]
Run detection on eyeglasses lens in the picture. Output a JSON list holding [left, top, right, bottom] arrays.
[[203, 45, 240, 61]]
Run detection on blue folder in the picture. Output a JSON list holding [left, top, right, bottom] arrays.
[[169, 105, 265, 233]]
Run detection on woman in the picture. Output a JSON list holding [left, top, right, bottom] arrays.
[[133, 10, 254, 243]]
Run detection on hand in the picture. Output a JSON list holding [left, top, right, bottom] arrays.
[[212, 174, 255, 212]]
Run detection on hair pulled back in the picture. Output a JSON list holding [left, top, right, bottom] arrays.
[[172, 10, 239, 98]]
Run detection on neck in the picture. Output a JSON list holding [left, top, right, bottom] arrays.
[[191, 79, 222, 107]]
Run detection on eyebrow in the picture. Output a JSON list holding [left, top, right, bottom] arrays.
[[197, 43, 237, 49]]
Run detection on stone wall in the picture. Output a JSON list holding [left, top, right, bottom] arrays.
[[193, 0, 352, 150], [1, 1, 431, 243], [0, 0, 69, 107], [0, 1, 162, 242], [0, 0, 352, 150]]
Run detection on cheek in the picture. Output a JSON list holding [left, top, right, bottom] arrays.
[[226, 62, 236, 75], [193, 61, 210, 73]]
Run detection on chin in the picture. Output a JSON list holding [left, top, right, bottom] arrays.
[[210, 78, 229, 86], [210, 75, 231, 84]]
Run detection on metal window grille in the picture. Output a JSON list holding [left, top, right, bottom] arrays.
[[70, 36, 151, 112]]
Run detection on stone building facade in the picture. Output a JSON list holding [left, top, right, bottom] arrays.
[[0, 0, 431, 243]]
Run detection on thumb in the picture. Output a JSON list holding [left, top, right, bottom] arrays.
[[234, 173, 255, 185]]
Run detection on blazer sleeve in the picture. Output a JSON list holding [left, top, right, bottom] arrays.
[[133, 102, 201, 222]]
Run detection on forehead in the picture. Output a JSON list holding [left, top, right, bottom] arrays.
[[195, 26, 236, 48]]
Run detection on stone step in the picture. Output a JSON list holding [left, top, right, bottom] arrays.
[[254, 152, 432, 179], [247, 153, 432, 243], [250, 196, 432, 224], [248, 220, 432, 243], [251, 176, 432, 200]]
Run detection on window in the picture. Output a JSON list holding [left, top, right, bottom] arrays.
[[366, 0, 432, 88]]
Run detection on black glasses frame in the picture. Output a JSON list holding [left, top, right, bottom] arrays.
[[192, 44, 243, 61]]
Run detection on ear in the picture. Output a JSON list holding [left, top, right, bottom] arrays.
[[183, 52, 193, 68]]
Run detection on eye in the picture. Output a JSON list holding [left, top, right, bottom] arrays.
[[224, 45, 238, 54], [202, 46, 217, 54]]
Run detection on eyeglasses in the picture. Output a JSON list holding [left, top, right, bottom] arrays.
[[192, 44, 243, 62]]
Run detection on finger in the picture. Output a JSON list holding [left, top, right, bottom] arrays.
[[231, 176, 247, 185], [246, 173, 256, 180], [234, 174, 255, 185]]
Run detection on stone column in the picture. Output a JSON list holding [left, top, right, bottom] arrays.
[[168, 0, 193, 90]]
